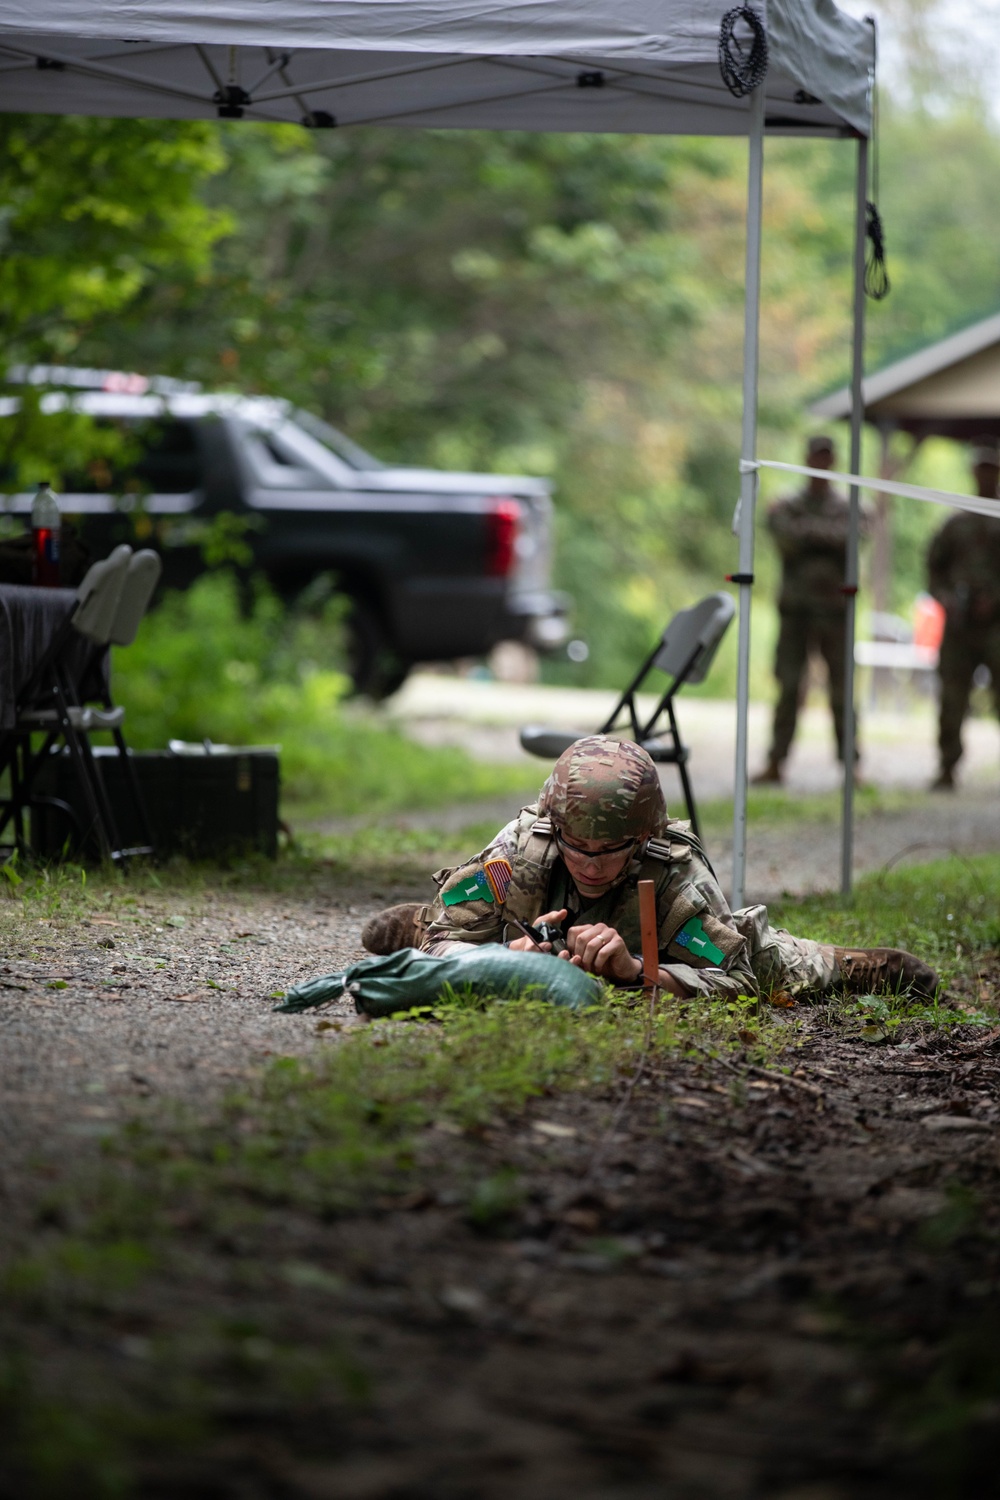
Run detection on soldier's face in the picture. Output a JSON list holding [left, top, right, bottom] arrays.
[[556, 831, 636, 897]]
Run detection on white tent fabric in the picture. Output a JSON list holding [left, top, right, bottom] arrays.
[[0, 1, 872, 135]]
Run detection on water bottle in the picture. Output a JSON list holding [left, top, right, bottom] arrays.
[[31, 481, 61, 588]]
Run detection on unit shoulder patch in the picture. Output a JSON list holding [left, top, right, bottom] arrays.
[[442, 868, 495, 906], [673, 916, 725, 964], [666, 909, 745, 968]]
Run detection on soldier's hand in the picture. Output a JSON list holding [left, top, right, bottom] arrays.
[[563, 921, 642, 984], [508, 909, 568, 953]]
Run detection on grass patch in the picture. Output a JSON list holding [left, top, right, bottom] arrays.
[[113, 990, 788, 1212], [112, 570, 538, 820], [768, 853, 1000, 995], [698, 782, 946, 838], [0, 854, 998, 1494]]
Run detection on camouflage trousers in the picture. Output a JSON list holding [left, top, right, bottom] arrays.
[[770, 607, 851, 764], [734, 905, 838, 998], [937, 617, 1000, 774]]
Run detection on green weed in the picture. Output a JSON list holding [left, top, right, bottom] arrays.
[[770, 855, 999, 996], [112, 570, 538, 818]]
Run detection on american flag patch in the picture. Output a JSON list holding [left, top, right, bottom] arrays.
[[483, 857, 512, 904]]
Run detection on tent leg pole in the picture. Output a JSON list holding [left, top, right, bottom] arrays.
[[731, 82, 765, 912], [840, 133, 868, 900]]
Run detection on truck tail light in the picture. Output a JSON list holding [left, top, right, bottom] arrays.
[[485, 497, 520, 577]]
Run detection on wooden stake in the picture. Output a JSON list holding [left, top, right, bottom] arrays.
[[638, 879, 659, 998]]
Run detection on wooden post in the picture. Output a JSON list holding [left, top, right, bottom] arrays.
[[638, 879, 659, 999]]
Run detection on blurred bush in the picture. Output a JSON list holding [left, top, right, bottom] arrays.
[[112, 572, 535, 817]]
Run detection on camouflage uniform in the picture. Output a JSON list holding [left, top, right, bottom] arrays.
[[927, 510, 1000, 776], [766, 484, 855, 765], [421, 736, 836, 1001]]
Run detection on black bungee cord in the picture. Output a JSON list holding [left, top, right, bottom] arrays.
[[718, 6, 768, 98], [864, 17, 890, 299]]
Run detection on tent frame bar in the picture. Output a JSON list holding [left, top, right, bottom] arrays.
[[840, 134, 869, 898], [731, 80, 765, 913]]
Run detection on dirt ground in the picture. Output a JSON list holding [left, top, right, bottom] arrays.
[[1, 827, 1000, 1498]]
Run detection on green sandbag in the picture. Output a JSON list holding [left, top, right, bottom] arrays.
[[275, 944, 604, 1017]]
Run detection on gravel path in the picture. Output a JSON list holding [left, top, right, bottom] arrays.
[[387, 672, 1000, 801], [3, 677, 999, 1182], [0, 884, 369, 1184], [3, 775, 997, 1183]]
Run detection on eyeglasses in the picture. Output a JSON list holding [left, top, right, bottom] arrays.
[[555, 830, 637, 860]]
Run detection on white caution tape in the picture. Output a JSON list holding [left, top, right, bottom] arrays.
[[743, 459, 1000, 521]]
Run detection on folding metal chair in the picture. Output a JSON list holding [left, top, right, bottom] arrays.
[[0, 546, 161, 861], [67, 548, 163, 857], [520, 591, 736, 839]]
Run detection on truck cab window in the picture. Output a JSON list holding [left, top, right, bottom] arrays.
[[243, 425, 323, 488]]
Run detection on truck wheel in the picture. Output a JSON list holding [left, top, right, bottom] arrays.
[[345, 597, 410, 700]]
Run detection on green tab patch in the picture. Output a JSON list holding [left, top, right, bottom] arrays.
[[673, 916, 725, 965], [442, 869, 494, 907]]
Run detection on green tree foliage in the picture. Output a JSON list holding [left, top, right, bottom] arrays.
[[0, 115, 228, 485], [111, 570, 536, 814], [866, 101, 1000, 365], [88, 128, 710, 461], [74, 60, 1000, 685]]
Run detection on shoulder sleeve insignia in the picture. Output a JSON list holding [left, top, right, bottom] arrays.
[[673, 916, 726, 965], [483, 857, 512, 903], [442, 868, 494, 906]]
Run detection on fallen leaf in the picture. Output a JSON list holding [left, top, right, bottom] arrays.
[[562, 1207, 601, 1231], [768, 992, 796, 1008], [397, 1188, 434, 1211], [729, 1146, 781, 1175], [439, 1286, 485, 1315]]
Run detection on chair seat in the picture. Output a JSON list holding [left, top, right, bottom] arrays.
[[519, 725, 588, 759], [641, 738, 688, 765], [19, 705, 126, 732]]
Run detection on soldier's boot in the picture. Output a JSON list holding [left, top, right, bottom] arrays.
[[832, 946, 939, 998], [930, 767, 956, 792], [361, 902, 426, 955], [751, 756, 784, 786]]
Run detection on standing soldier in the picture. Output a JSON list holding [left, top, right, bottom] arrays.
[[927, 443, 1000, 790], [754, 434, 864, 785]]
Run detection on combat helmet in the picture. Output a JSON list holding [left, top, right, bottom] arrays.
[[539, 735, 668, 843]]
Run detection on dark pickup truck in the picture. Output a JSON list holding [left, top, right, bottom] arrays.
[[0, 371, 569, 694]]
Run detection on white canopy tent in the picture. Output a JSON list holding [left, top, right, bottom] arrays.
[[0, 0, 875, 904]]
